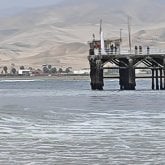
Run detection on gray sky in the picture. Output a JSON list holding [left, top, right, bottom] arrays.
[[0, 0, 62, 10], [0, 0, 63, 16]]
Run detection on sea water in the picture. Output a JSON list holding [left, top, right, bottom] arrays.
[[0, 79, 164, 164]]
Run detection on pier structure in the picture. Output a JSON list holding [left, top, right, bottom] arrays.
[[88, 39, 165, 90]]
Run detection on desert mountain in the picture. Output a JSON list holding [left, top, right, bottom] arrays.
[[0, 0, 165, 69]]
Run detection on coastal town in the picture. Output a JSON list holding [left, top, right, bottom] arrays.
[[0, 64, 90, 77]]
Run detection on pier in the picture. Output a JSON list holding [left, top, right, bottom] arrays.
[[88, 39, 165, 90]]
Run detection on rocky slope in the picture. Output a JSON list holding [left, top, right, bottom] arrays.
[[0, 0, 164, 69]]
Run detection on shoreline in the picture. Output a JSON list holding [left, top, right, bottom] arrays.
[[0, 74, 90, 81], [0, 73, 152, 81]]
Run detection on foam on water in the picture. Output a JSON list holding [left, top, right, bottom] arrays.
[[0, 79, 165, 164]]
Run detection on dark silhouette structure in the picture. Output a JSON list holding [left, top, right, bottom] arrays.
[[88, 39, 165, 90]]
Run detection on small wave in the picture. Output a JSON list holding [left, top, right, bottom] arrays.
[[0, 79, 42, 83]]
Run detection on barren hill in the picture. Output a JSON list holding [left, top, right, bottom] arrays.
[[0, 0, 165, 69]]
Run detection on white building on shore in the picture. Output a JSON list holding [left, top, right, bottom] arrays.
[[18, 69, 31, 75], [73, 68, 90, 75]]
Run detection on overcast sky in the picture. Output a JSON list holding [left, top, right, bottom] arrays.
[[0, 0, 63, 16], [0, 0, 62, 10]]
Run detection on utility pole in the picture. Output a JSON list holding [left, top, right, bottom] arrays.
[[128, 16, 132, 53]]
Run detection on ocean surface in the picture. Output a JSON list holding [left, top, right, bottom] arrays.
[[0, 78, 165, 165]]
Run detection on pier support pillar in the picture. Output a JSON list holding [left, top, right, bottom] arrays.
[[163, 58, 165, 90], [155, 69, 159, 90], [89, 58, 104, 90], [151, 69, 155, 90], [119, 66, 125, 90], [160, 68, 163, 90], [127, 59, 136, 90], [164, 69, 165, 90], [119, 59, 128, 90], [119, 59, 136, 90]]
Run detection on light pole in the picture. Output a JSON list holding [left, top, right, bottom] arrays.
[[128, 16, 132, 54], [119, 28, 123, 54]]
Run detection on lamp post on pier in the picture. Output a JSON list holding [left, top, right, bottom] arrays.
[[119, 28, 123, 54]]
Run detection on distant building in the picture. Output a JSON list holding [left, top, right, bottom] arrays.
[[18, 69, 31, 76], [73, 68, 90, 74]]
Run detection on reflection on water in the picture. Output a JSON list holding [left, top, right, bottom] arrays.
[[0, 79, 165, 164]]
